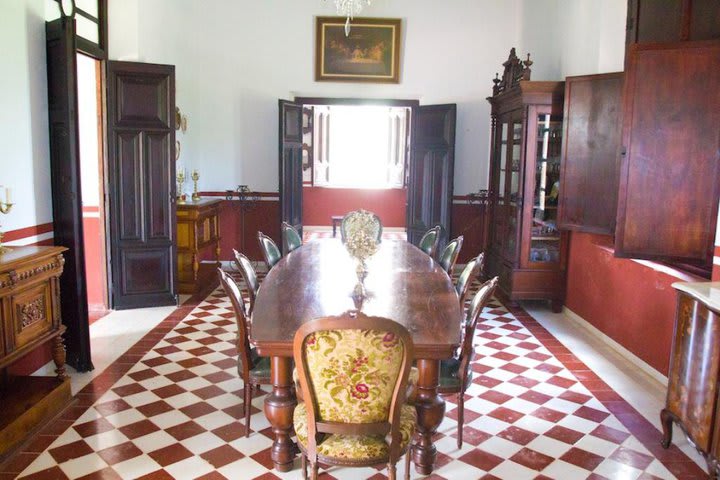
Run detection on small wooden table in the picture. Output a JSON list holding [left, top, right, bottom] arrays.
[[331, 215, 343, 237], [252, 238, 461, 475]]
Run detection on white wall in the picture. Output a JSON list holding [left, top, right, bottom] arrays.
[[519, 0, 626, 80], [0, 0, 53, 232], [109, 0, 523, 194]]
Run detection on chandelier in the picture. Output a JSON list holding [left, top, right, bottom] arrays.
[[333, 0, 372, 36]]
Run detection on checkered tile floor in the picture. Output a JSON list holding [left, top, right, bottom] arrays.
[[5, 272, 706, 479]]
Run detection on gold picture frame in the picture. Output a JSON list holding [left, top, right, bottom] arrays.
[[315, 17, 401, 83]]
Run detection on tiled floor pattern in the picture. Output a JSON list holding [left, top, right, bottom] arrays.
[[5, 276, 707, 479]]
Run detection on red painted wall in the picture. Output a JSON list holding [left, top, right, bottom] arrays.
[[302, 187, 407, 228], [451, 200, 488, 263], [212, 196, 281, 262], [713, 245, 719, 281], [82, 207, 105, 310], [565, 232, 705, 376]]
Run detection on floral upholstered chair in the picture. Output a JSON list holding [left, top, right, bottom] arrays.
[[232, 249, 259, 317], [293, 313, 415, 480], [438, 235, 464, 276], [340, 210, 383, 244], [418, 225, 442, 257], [440, 276, 498, 448], [281, 221, 302, 254], [257, 231, 282, 269], [218, 268, 271, 437]]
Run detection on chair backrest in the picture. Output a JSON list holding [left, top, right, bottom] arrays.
[[232, 249, 259, 316], [293, 312, 413, 461], [456, 252, 485, 308], [281, 222, 302, 253], [439, 235, 464, 276], [418, 225, 442, 257], [257, 231, 282, 268], [457, 276, 498, 392], [340, 210, 383, 244], [217, 268, 253, 380]]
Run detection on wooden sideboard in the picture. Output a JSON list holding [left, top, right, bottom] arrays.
[[177, 198, 222, 294], [0, 246, 71, 459], [662, 282, 720, 475]]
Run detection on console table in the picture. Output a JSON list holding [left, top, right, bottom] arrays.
[[0, 246, 70, 460], [177, 199, 222, 294]]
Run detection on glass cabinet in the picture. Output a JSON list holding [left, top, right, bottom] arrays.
[[485, 67, 567, 311]]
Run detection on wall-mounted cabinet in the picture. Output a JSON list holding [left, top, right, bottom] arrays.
[[557, 72, 623, 235]]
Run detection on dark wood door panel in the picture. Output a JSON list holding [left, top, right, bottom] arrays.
[[108, 61, 176, 309], [615, 41, 720, 265], [113, 71, 172, 128], [558, 73, 623, 234], [407, 104, 456, 247], [279, 100, 303, 254]]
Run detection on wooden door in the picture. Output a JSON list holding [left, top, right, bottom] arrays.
[[279, 99, 303, 253], [615, 41, 720, 269], [46, 18, 92, 371], [107, 61, 177, 309], [406, 105, 456, 247]]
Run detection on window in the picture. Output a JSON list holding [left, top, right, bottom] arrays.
[[311, 105, 409, 189]]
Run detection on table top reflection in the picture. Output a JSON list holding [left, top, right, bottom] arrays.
[[251, 238, 462, 358]]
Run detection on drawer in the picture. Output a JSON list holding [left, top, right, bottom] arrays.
[[10, 283, 54, 351]]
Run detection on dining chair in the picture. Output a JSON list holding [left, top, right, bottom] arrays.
[[418, 225, 442, 257], [340, 210, 383, 244], [257, 231, 282, 269], [439, 276, 498, 448], [293, 312, 416, 480], [232, 249, 259, 317], [456, 252, 485, 309], [438, 235, 464, 276], [281, 221, 302, 253], [218, 268, 271, 437]]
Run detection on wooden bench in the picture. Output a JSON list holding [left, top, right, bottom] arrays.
[[331, 215, 343, 237]]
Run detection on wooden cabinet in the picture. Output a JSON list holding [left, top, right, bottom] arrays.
[[557, 72, 623, 235], [662, 282, 720, 475], [0, 246, 71, 459], [615, 41, 720, 276], [626, 0, 720, 45], [177, 199, 221, 294], [486, 49, 567, 311]]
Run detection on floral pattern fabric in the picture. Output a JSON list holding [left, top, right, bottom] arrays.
[[302, 329, 406, 423], [293, 402, 416, 462]]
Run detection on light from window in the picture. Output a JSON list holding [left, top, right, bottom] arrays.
[[312, 105, 408, 189]]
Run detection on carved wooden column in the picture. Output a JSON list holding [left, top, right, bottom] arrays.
[[264, 355, 297, 471]]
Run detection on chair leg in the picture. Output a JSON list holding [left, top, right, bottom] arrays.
[[301, 454, 308, 480], [388, 462, 397, 480], [457, 392, 464, 449], [311, 462, 319, 480], [404, 451, 411, 480], [244, 383, 253, 437]]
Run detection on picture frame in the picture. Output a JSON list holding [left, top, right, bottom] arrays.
[[315, 17, 401, 83]]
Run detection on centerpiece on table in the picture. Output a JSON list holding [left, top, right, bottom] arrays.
[[342, 210, 381, 297]]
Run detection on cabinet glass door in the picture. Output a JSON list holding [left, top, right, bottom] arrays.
[[491, 122, 509, 251], [504, 122, 522, 259], [529, 113, 562, 264]]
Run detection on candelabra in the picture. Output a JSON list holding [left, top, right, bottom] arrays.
[[0, 188, 14, 254], [191, 170, 200, 202], [176, 170, 186, 204]]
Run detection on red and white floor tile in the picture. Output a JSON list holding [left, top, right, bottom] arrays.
[[2, 274, 707, 479]]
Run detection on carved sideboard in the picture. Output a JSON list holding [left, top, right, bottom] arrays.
[[177, 199, 222, 294], [662, 281, 720, 476], [0, 246, 71, 459]]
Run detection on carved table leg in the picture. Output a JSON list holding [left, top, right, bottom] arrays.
[[660, 408, 673, 448], [264, 356, 297, 472], [52, 335, 68, 380], [413, 359, 444, 475]]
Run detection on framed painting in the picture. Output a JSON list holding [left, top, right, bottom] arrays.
[[315, 17, 401, 83]]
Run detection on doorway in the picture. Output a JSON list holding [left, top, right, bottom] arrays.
[[76, 53, 109, 323]]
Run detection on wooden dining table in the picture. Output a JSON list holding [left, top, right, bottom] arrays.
[[251, 238, 462, 475]]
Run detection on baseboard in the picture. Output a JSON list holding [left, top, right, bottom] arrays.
[[562, 306, 668, 386]]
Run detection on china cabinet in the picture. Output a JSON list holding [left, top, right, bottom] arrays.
[[485, 49, 566, 311]]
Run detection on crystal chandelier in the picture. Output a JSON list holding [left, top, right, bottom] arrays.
[[333, 0, 372, 36]]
